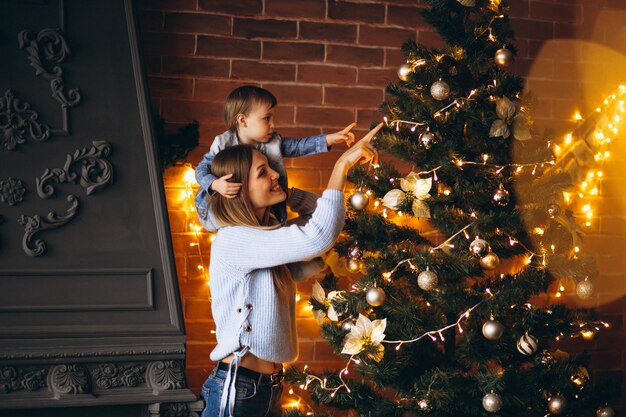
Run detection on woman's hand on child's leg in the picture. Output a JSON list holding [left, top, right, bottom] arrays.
[[210, 173, 242, 198]]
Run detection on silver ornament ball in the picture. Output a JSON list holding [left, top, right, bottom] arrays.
[[341, 319, 356, 332], [548, 395, 567, 414], [547, 203, 561, 219], [492, 186, 510, 206], [517, 333, 539, 355], [482, 392, 503, 413], [417, 269, 438, 291], [348, 242, 363, 260], [482, 319, 504, 340], [366, 287, 386, 307], [469, 237, 491, 257], [420, 131, 437, 149], [430, 80, 450, 101], [346, 258, 362, 273], [494, 47, 514, 68], [576, 277, 595, 300], [417, 398, 432, 413], [349, 191, 369, 210], [597, 407, 615, 417], [457, 0, 476, 6], [397, 63, 411, 81], [480, 252, 500, 270]]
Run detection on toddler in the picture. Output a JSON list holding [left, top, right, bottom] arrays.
[[195, 85, 355, 230]]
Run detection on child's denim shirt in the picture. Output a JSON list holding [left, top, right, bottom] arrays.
[[194, 130, 328, 231]]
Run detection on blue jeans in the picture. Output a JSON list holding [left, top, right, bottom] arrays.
[[200, 364, 283, 417]]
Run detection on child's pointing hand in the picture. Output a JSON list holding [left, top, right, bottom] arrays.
[[326, 122, 356, 147]]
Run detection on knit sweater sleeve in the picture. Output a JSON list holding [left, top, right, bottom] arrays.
[[215, 189, 345, 271]]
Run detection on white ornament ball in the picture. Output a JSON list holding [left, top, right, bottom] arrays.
[[341, 319, 356, 332], [482, 392, 503, 413], [366, 287, 386, 307], [349, 191, 369, 210], [482, 319, 504, 340], [469, 237, 491, 257], [548, 395, 567, 414], [417, 269, 438, 291], [517, 333, 539, 355], [419, 131, 437, 149], [576, 277, 595, 300], [397, 63, 411, 81], [494, 47, 514, 68], [597, 407, 615, 417], [480, 252, 500, 270], [417, 397, 432, 413], [430, 80, 450, 101]]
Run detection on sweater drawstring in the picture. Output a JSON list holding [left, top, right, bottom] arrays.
[[218, 345, 249, 417]]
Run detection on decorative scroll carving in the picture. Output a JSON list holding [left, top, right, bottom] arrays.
[[18, 194, 79, 257], [146, 401, 204, 417], [147, 361, 186, 391], [0, 346, 186, 361], [48, 364, 90, 396], [18, 28, 81, 108], [0, 89, 51, 150], [37, 141, 113, 198], [93, 363, 145, 389], [0, 177, 26, 206], [0, 366, 48, 393]]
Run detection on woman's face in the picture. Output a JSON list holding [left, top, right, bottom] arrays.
[[248, 150, 286, 215]]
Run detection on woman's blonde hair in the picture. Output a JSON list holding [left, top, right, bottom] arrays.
[[224, 86, 277, 132], [210, 145, 293, 295]]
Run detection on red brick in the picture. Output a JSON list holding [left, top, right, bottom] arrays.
[[149, 76, 194, 98], [357, 108, 382, 126], [179, 281, 211, 300], [232, 60, 296, 81], [299, 22, 357, 43], [184, 298, 212, 320], [263, 41, 325, 62], [324, 86, 383, 107], [417, 30, 446, 49], [358, 68, 397, 86], [138, 0, 196, 11], [387, 5, 428, 29], [314, 341, 339, 360], [554, 22, 598, 39], [509, 0, 530, 18], [233, 18, 297, 39], [186, 342, 216, 365], [265, 0, 326, 19], [287, 150, 343, 169], [297, 64, 357, 85], [263, 84, 323, 104], [167, 210, 188, 233], [600, 217, 626, 235], [198, 0, 262, 16], [143, 55, 163, 74], [359, 25, 416, 48], [185, 322, 214, 341], [526, 79, 583, 100], [297, 106, 356, 127], [511, 18, 554, 40], [328, 1, 385, 24], [385, 48, 405, 68], [164, 13, 231, 35], [529, 1, 583, 24], [173, 255, 186, 278], [197, 36, 261, 58], [274, 104, 296, 125], [298, 341, 315, 361], [511, 58, 554, 78], [138, 10, 163, 31], [163, 56, 230, 77], [280, 128, 322, 139], [141, 33, 195, 55], [288, 169, 322, 189], [327, 45, 384, 67], [195, 80, 252, 101], [162, 99, 223, 124]]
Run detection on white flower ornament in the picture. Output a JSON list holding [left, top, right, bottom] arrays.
[[311, 281, 340, 323], [382, 171, 433, 218], [341, 314, 387, 362]]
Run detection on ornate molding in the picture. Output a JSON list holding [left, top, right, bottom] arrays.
[[93, 363, 145, 389], [0, 366, 48, 393], [18, 28, 81, 108], [145, 401, 204, 417], [18, 194, 79, 257], [47, 364, 90, 396], [147, 361, 186, 391], [0, 346, 185, 361], [0, 89, 51, 150], [37, 140, 113, 199], [0, 177, 26, 206]]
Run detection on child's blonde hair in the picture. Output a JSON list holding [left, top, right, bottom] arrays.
[[224, 86, 277, 132]]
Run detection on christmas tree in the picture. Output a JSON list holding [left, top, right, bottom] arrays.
[[286, 0, 620, 416]]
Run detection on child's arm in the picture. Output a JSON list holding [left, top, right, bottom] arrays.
[[195, 139, 241, 198], [281, 123, 356, 157]]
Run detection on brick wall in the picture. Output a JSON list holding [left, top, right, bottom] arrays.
[[137, 0, 626, 410]]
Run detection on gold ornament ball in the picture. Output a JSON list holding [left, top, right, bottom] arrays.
[[494, 47, 514, 68], [346, 258, 362, 273], [547, 203, 561, 219], [480, 252, 500, 270], [581, 329, 597, 341], [366, 287, 386, 307], [397, 63, 411, 81], [482, 392, 503, 413], [430, 80, 450, 101], [482, 319, 504, 340], [349, 191, 369, 210], [597, 407, 615, 417], [548, 395, 567, 415], [517, 333, 539, 355], [576, 278, 595, 299], [417, 269, 438, 291]]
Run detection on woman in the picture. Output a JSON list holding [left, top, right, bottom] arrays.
[[202, 123, 382, 417]]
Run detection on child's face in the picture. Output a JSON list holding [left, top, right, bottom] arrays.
[[239, 103, 275, 143]]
